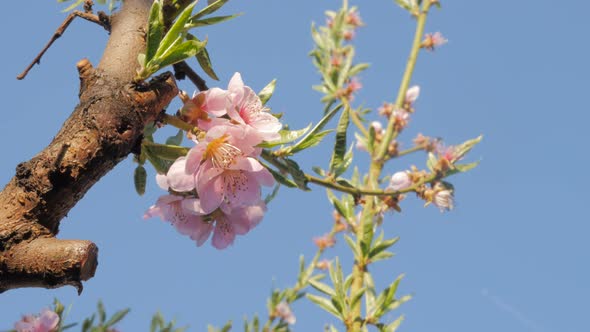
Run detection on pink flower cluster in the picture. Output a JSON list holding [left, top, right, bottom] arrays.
[[14, 309, 59, 332], [145, 73, 281, 249]]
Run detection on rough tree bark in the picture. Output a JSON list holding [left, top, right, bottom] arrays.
[[0, 0, 179, 293]]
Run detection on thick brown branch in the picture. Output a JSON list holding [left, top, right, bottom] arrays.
[[17, 10, 111, 80], [1, 0, 177, 292]]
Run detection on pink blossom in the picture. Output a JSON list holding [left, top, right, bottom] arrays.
[[183, 199, 267, 249], [422, 32, 447, 51], [275, 301, 296, 325], [392, 108, 410, 129], [405, 85, 420, 104], [434, 143, 462, 163], [313, 233, 336, 249], [185, 125, 274, 214], [144, 195, 214, 246], [430, 32, 448, 47], [225, 73, 282, 142], [433, 189, 454, 211], [388, 171, 412, 191], [346, 9, 363, 27], [180, 88, 229, 126], [14, 309, 59, 332], [316, 259, 331, 270], [156, 157, 195, 192]]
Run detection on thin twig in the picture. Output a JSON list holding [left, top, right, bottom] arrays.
[[17, 10, 111, 80], [173, 61, 209, 91]]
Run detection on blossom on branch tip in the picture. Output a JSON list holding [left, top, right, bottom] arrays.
[[422, 32, 447, 51], [14, 309, 59, 332], [313, 233, 336, 249], [225, 72, 282, 142], [433, 189, 454, 211], [388, 171, 412, 191], [403, 85, 420, 111], [185, 125, 274, 214], [275, 301, 296, 325]]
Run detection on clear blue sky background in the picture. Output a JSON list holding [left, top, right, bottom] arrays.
[[1, 1, 589, 331]]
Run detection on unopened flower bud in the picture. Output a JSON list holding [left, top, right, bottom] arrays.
[[388, 171, 412, 191]]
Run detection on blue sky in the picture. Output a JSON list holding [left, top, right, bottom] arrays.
[[1, 1, 589, 331]]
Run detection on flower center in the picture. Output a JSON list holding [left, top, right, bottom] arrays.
[[204, 134, 243, 169]]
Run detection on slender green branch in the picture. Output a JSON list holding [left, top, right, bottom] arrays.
[[350, 3, 434, 331], [375, 1, 433, 161], [395, 145, 425, 158], [160, 113, 200, 134]]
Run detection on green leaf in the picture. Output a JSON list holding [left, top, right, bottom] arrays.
[[220, 321, 232, 332], [370, 250, 395, 263], [393, 0, 413, 11], [146, 0, 164, 63], [369, 236, 399, 260], [258, 79, 277, 105], [329, 106, 350, 177], [97, 301, 106, 323], [312, 166, 326, 176], [61, 0, 84, 12], [155, 1, 197, 59], [385, 316, 405, 332], [143, 142, 189, 161], [349, 287, 366, 310], [257, 125, 311, 148], [309, 279, 336, 297], [289, 129, 332, 153], [348, 63, 370, 77], [264, 184, 280, 204], [263, 163, 297, 188], [306, 294, 343, 320], [289, 104, 342, 153], [343, 234, 360, 258], [453, 135, 483, 161], [105, 308, 130, 327], [426, 152, 437, 171], [186, 13, 241, 29], [285, 158, 310, 190], [445, 160, 480, 177], [166, 129, 184, 146], [193, 44, 219, 80], [157, 39, 207, 68], [82, 315, 95, 332], [191, 0, 230, 21], [134, 165, 147, 195]]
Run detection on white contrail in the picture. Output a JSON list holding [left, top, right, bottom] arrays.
[[481, 288, 547, 332]]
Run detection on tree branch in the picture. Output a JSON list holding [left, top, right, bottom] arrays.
[[0, 0, 178, 293]]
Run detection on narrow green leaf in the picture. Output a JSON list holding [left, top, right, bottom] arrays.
[[61, 0, 84, 12], [191, 0, 230, 20], [445, 160, 480, 177], [285, 158, 310, 190], [158, 39, 207, 68], [343, 234, 360, 258], [166, 129, 184, 146], [309, 279, 336, 297], [306, 294, 343, 320], [143, 142, 189, 161], [290, 130, 332, 153], [257, 124, 311, 148], [348, 63, 370, 77], [193, 43, 219, 80], [258, 79, 277, 105], [329, 105, 350, 176], [186, 14, 241, 29], [134, 165, 147, 195], [289, 104, 342, 153], [312, 166, 326, 176], [221, 321, 232, 332], [369, 237, 399, 260], [97, 301, 106, 323], [105, 308, 130, 327], [370, 251, 395, 262], [262, 163, 297, 188], [264, 184, 280, 204], [453, 135, 483, 161], [385, 315, 405, 332], [155, 1, 197, 58], [426, 152, 437, 171], [146, 0, 164, 63], [349, 287, 366, 310]]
